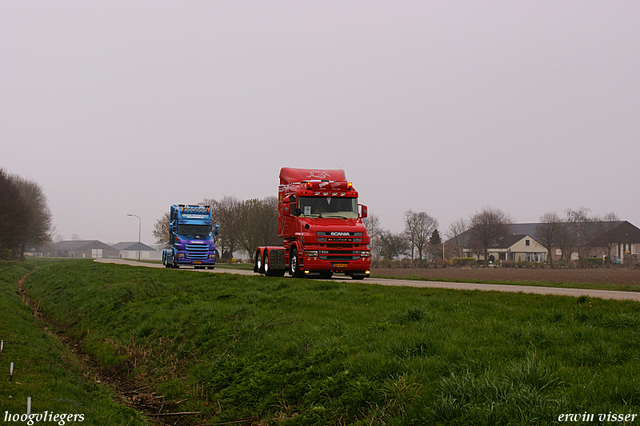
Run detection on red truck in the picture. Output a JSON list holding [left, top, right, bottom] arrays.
[[254, 167, 371, 279]]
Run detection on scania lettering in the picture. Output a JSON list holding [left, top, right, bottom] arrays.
[[254, 168, 371, 279], [162, 204, 219, 269]]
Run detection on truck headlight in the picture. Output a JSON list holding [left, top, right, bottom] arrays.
[[361, 251, 371, 258], [305, 250, 318, 257]]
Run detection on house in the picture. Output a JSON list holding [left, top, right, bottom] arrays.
[[509, 222, 640, 263], [450, 221, 640, 264], [489, 234, 546, 263], [589, 221, 640, 263], [462, 233, 547, 263], [45, 240, 119, 259], [112, 242, 161, 260]]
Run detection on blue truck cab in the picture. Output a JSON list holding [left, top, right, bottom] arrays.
[[162, 204, 219, 269]]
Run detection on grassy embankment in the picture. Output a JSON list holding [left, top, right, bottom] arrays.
[[8, 258, 640, 425], [0, 259, 146, 425]]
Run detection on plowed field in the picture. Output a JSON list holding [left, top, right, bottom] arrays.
[[372, 267, 640, 286]]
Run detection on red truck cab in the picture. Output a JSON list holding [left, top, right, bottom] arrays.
[[255, 168, 371, 279]]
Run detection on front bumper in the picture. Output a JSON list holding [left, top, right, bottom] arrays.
[[299, 254, 370, 275], [176, 259, 216, 266], [175, 251, 216, 265]]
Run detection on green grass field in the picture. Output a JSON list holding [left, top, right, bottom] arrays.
[[4, 259, 640, 425], [0, 260, 146, 425]]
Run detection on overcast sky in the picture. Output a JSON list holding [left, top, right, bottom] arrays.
[[2, 1, 639, 247]]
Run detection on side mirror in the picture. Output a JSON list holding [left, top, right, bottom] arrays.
[[359, 204, 368, 219], [214, 224, 219, 236]]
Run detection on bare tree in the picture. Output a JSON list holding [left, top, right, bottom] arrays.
[[378, 230, 410, 260], [239, 197, 279, 258], [403, 210, 418, 262], [362, 214, 383, 260], [14, 176, 53, 256], [535, 212, 563, 266], [468, 239, 484, 261], [445, 218, 468, 257], [403, 210, 438, 263], [556, 220, 577, 263], [207, 196, 243, 262], [239, 199, 263, 258], [594, 212, 621, 267], [0, 169, 25, 258], [0, 170, 53, 260], [152, 212, 171, 250], [469, 206, 512, 266], [565, 207, 600, 259], [256, 196, 279, 246]]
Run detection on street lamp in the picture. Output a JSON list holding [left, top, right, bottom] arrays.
[[127, 214, 141, 260]]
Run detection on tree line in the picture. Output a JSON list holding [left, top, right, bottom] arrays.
[[0, 168, 53, 260], [445, 206, 622, 267], [363, 210, 443, 265], [366, 205, 623, 267], [153, 198, 623, 267], [533, 208, 620, 267]]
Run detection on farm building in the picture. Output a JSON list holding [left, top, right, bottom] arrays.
[[462, 234, 547, 263], [112, 241, 161, 260], [450, 221, 640, 264], [44, 240, 119, 259]]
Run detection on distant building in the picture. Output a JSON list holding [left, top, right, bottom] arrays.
[[485, 234, 547, 263], [112, 242, 161, 260], [448, 221, 640, 264], [45, 240, 119, 259]]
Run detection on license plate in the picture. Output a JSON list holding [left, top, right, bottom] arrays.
[[332, 263, 348, 268], [193, 261, 202, 264]]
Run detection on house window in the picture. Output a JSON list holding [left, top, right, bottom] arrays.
[[525, 240, 530, 246], [556, 249, 562, 256]]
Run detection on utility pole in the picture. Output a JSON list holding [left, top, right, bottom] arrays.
[[127, 214, 141, 260]]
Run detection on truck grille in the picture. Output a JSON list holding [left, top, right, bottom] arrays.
[[186, 244, 209, 260], [316, 232, 363, 261], [319, 250, 361, 261]]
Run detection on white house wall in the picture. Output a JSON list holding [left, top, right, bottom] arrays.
[[120, 250, 162, 260], [489, 236, 547, 263]]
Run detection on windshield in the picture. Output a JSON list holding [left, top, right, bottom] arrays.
[[177, 224, 212, 237], [298, 197, 357, 219]]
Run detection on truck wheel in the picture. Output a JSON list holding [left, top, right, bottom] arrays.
[[263, 251, 270, 275], [255, 250, 263, 273], [290, 247, 304, 278]]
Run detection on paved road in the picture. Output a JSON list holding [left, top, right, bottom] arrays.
[[94, 258, 640, 302]]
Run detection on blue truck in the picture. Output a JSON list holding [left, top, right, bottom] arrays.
[[162, 204, 219, 269]]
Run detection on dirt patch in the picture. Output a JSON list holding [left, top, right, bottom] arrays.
[[372, 267, 640, 286]]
